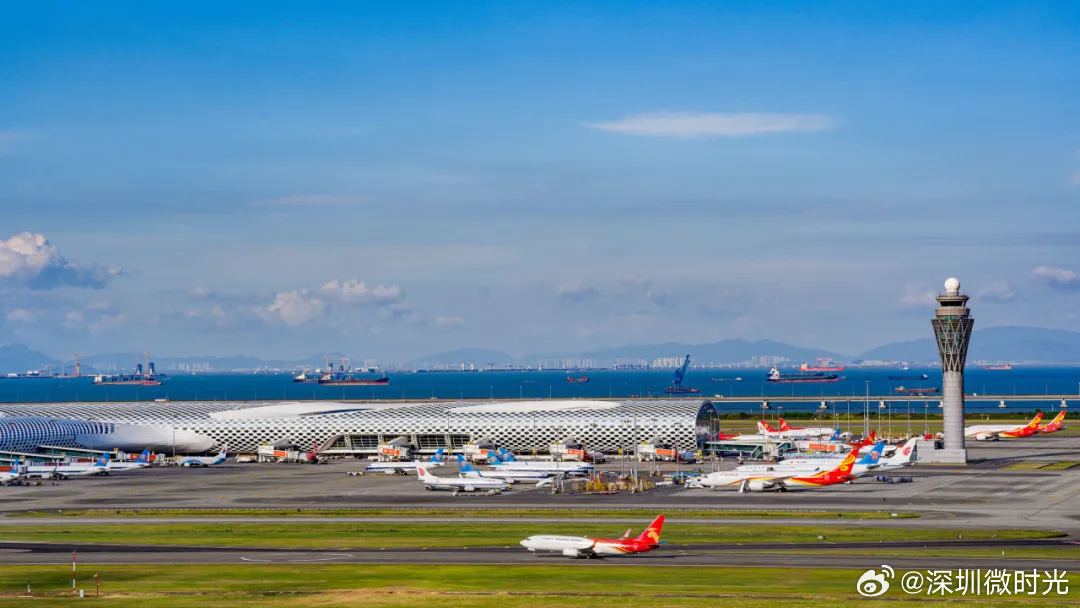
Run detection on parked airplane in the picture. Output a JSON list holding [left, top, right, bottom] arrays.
[[107, 449, 153, 472], [178, 445, 229, 467], [0, 461, 24, 484], [456, 455, 547, 482], [780, 418, 836, 437], [364, 449, 446, 474], [488, 453, 592, 476], [416, 465, 512, 492], [965, 413, 1043, 441], [737, 441, 886, 477], [757, 420, 835, 439], [1038, 411, 1068, 434], [694, 449, 859, 491], [520, 515, 665, 558], [874, 437, 919, 471], [26, 454, 110, 480]]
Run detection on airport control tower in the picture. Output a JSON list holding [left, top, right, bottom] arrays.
[[931, 277, 973, 463]]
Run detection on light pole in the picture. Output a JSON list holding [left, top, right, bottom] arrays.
[[864, 380, 871, 437]]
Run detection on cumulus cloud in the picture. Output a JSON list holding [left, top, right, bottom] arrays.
[[976, 281, 1015, 303], [1032, 266, 1079, 290], [434, 315, 466, 328], [899, 283, 938, 308], [584, 112, 836, 138], [5, 308, 34, 324], [191, 284, 213, 298], [0, 232, 113, 290], [254, 195, 368, 207], [320, 279, 404, 305], [65, 310, 84, 324], [255, 290, 326, 327]]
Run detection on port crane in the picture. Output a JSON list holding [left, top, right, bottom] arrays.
[[665, 355, 701, 395]]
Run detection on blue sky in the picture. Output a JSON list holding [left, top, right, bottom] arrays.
[[1, 2, 1079, 361]]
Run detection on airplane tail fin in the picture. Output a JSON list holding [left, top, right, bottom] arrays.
[[135, 449, 151, 464], [95, 454, 110, 467], [498, 448, 517, 462], [636, 515, 665, 545], [758, 420, 776, 433], [831, 449, 859, 476], [10, 460, 19, 475], [429, 448, 445, 463], [456, 454, 479, 474], [829, 430, 841, 441], [621, 527, 633, 539], [779, 418, 792, 431], [1027, 413, 1044, 429], [488, 453, 504, 465], [890, 437, 919, 464], [857, 442, 886, 465], [416, 466, 434, 481], [219, 444, 228, 457]]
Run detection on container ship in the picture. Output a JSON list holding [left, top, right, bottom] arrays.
[[566, 375, 589, 383], [894, 386, 940, 395], [982, 364, 1013, 371], [317, 373, 390, 386], [665, 386, 702, 394], [766, 367, 840, 383]]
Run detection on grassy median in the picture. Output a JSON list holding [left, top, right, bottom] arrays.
[[0, 522, 1058, 549], [0, 564, 1075, 607]]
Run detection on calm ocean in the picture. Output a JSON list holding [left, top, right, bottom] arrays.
[[1, 367, 1078, 413]]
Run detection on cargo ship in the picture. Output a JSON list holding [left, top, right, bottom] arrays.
[[317, 373, 390, 386], [766, 367, 840, 383], [982, 364, 1013, 371], [889, 373, 930, 381], [895, 386, 940, 395], [292, 369, 320, 383], [664, 386, 702, 394], [711, 376, 743, 382], [566, 375, 589, 383], [799, 360, 846, 372]]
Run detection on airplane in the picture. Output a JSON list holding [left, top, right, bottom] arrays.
[[416, 465, 512, 492], [456, 454, 548, 482], [26, 454, 110, 480], [965, 413, 1043, 441], [520, 515, 665, 559], [178, 445, 229, 467], [780, 418, 836, 437], [736, 441, 886, 477], [693, 449, 859, 492], [0, 461, 25, 484], [757, 420, 835, 439], [488, 453, 592, 476], [1038, 411, 1068, 434], [106, 449, 153, 472], [874, 437, 919, 471], [364, 449, 446, 474]]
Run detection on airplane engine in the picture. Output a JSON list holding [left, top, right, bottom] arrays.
[[562, 549, 583, 558], [740, 479, 779, 493], [974, 433, 997, 441], [463, 485, 476, 492]]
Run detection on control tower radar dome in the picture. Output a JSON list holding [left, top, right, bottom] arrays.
[[945, 277, 960, 294]]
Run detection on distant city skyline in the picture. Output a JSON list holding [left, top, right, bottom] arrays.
[[1, 3, 1078, 360]]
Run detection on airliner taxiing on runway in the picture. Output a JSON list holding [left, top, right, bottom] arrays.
[[416, 466, 512, 492], [178, 445, 229, 467], [965, 413, 1043, 441], [520, 515, 665, 558]]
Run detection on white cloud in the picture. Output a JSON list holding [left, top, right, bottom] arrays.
[[65, 310, 84, 324], [584, 112, 836, 138], [1032, 266, 1078, 290], [191, 284, 213, 298], [899, 283, 938, 308], [89, 312, 128, 333], [5, 308, 34, 324], [211, 305, 226, 318], [320, 279, 404, 305], [976, 281, 1015, 303], [256, 290, 326, 326], [0, 232, 113, 290], [434, 315, 466, 328], [254, 195, 368, 207]]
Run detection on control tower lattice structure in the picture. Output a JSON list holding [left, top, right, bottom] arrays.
[[930, 277, 973, 463]]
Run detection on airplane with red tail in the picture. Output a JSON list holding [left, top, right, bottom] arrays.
[[519, 515, 665, 558], [1039, 411, 1067, 434]]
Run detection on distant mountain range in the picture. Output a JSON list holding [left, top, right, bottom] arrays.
[[3, 326, 1080, 374]]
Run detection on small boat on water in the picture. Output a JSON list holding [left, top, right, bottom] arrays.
[[711, 377, 743, 382], [566, 376, 589, 383], [889, 374, 929, 381], [983, 364, 1013, 371], [665, 386, 702, 394]]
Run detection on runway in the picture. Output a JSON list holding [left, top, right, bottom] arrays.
[[1, 538, 1077, 570]]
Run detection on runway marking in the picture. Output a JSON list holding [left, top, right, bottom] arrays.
[[240, 553, 353, 563]]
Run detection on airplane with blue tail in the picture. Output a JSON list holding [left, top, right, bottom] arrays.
[[26, 453, 111, 479], [178, 445, 229, 467], [107, 449, 154, 472], [456, 454, 547, 483], [0, 460, 25, 484]]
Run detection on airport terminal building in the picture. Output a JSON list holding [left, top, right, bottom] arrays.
[[0, 399, 723, 456]]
